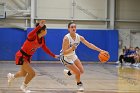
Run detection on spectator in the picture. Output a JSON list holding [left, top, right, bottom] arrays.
[[133, 47, 140, 67], [118, 46, 127, 65], [124, 47, 136, 65]]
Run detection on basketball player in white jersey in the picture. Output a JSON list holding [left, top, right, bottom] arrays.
[[60, 22, 107, 91]]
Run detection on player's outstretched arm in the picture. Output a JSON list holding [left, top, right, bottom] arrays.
[[42, 44, 57, 58], [80, 36, 107, 53]]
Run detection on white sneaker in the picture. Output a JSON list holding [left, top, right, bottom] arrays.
[[138, 63, 140, 67], [116, 61, 119, 64], [63, 69, 70, 77], [20, 83, 31, 93], [136, 63, 139, 67], [77, 83, 84, 91], [133, 63, 137, 67], [7, 73, 15, 86]]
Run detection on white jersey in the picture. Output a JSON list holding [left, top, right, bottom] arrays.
[[62, 33, 81, 56]]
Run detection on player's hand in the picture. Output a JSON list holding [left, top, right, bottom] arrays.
[[54, 55, 60, 59], [71, 44, 77, 51], [39, 20, 46, 27], [100, 50, 109, 54]]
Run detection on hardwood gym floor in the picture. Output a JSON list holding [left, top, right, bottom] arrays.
[[0, 61, 140, 93]]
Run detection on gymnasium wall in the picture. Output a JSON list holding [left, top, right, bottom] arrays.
[[37, 0, 106, 19], [1, 0, 140, 31], [0, 28, 118, 62]]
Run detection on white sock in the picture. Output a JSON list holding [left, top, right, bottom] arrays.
[[22, 82, 28, 87], [12, 74, 15, 79]]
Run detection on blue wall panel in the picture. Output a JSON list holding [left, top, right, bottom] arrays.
[[0, 28, 26, 60], [0, 28, 118, 62], [76, 29, 118, 61]]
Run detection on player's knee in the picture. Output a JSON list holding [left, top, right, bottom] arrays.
[[80, 70, 84, 74], [22, 72, 27, 77], [29, 71, 36, 77], [32, 71, 36, 77], [75, 71, 81, 76]]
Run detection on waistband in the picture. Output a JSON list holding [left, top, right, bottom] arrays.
[[20, 49, 32, 57]]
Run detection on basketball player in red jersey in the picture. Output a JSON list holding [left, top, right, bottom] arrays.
[[7, 20, 59, 93]]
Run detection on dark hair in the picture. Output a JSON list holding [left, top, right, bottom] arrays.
[[36, 23, 46, 34], [68, 21, 75, 28]]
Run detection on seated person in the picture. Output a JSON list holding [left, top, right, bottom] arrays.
[[124, 47, 136, 64], [118, 46, 127, 64], [134, 47, 140, 66]]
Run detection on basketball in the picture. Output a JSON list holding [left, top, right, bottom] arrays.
[[98, 51, 110, 63]]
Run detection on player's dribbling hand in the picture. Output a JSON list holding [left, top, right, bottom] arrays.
[[100, 50, 108, 53], [39, 20, 46, 27]]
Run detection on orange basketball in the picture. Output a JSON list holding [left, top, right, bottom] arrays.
[[98, 51, 110, 63]]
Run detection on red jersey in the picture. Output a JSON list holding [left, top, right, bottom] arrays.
[[17, 25, 55, 58]]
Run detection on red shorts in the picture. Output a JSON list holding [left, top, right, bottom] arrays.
[[15, 50, 31, 65]]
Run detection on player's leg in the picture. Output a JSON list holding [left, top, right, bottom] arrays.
[[60, 55, 84, 91], [66, 64, 81, 82], [22, 61, 35, 84], [7, 66, 27, 86], [73, 58, 84, 91], [65, 55, 84, 76], [66, 63, 84, 91], [14, 65, 27, 78], [60, 55, 74, 76], [20, 61, 35, 92], [74, 58, 84, 74], [7, 56, 27, 86]]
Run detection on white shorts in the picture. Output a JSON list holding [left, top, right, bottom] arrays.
[[60, 54, 78, 66]]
